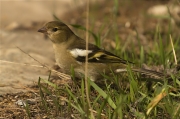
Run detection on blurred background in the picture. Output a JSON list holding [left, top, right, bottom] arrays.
[[0, 0, 180, 94]]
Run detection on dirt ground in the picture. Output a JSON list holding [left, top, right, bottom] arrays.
[[0, 0, 179, 118]]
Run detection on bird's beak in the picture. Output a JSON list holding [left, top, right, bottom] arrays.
[[38, 27, 47, 34]]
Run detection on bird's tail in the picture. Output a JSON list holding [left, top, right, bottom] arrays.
[[131, 68, 166, 79], [115, 68, 167, 79]]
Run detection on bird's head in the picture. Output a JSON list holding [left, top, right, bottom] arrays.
[[38, 21, 73, 43]]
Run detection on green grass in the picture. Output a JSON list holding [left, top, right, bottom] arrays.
[[36, 70, 180, 118]]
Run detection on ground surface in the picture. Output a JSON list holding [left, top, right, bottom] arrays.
[[0, 0, 179, 118]]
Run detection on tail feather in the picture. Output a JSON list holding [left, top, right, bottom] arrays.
[[132, 68, 166, 79], [115, 68, 167, 79]]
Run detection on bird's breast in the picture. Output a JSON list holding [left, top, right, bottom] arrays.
[[52, 43, 79, 71]]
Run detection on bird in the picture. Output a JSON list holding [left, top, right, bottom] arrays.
[[38, 21, 165, 81]]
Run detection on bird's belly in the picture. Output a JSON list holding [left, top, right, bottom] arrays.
[[55, 53, 77, 71]]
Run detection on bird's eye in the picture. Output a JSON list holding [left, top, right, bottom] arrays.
[[52, 28, 58, 32]]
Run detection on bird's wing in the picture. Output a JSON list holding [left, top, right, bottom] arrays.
[[94, 50, 133, 63], [69, 40, 132, 64]]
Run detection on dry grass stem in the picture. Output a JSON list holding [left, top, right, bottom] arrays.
[[170, 35, 177, 65], [85, 0, 95, 118], [0, 60, 44, 68]]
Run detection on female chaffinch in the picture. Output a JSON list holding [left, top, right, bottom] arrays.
[[38, 21, 164, 81]]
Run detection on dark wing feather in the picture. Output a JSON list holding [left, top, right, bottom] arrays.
[[69, 37, 132, 64], [87, 50, 132, 64]]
